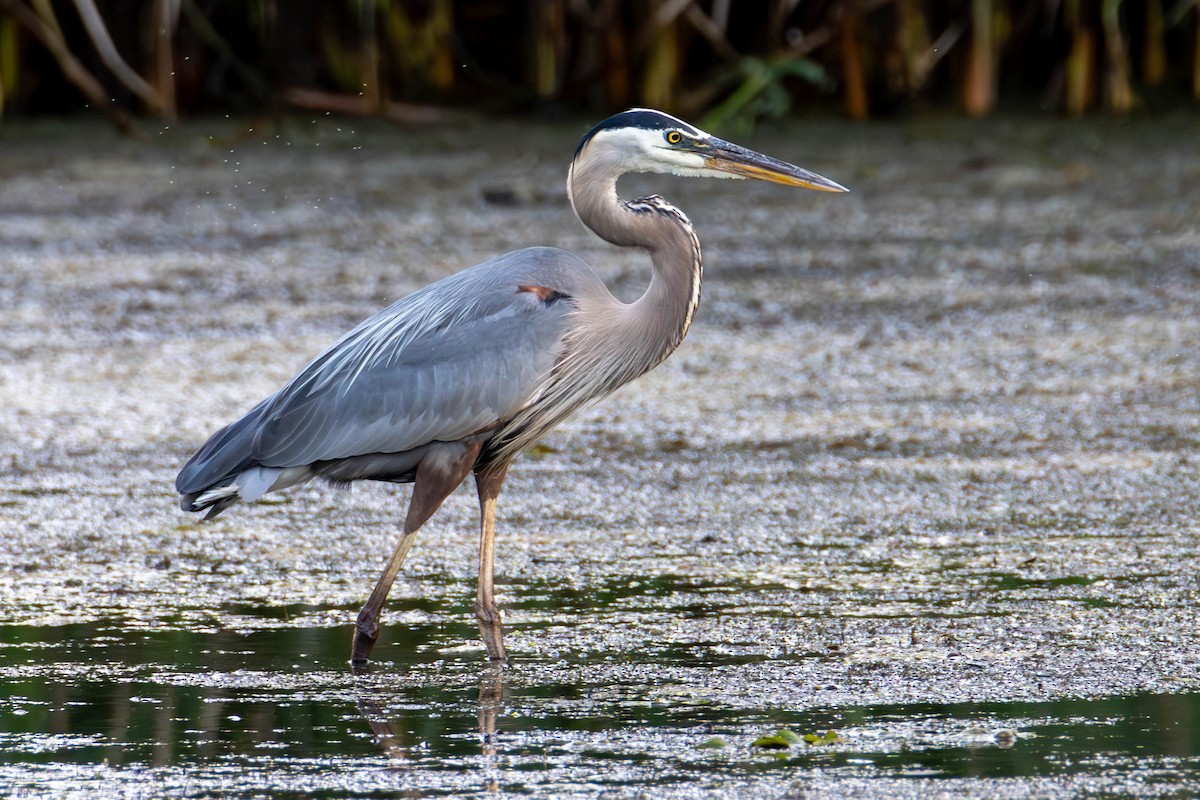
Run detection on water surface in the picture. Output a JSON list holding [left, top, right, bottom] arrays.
[[2, 115, 1200, 796], [3, 622, 1199, 798]]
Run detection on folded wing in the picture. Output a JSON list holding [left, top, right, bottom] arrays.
[[177, 247, 585, 496]]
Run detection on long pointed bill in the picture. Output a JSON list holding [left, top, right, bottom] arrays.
[[703, 138, 849, 193]]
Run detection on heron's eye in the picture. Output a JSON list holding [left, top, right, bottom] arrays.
[[665, 130, 683, 145]]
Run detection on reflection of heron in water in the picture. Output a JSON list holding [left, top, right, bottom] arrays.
[[176, 109, 847, 664], [356, 666, 506, 793], [477, 666, 504, 792]]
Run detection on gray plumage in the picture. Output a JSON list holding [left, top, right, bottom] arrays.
[[175, 108, 846, 663], [177, 247, 596, 514]]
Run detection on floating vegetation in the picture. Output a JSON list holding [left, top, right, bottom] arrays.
[[751, 728, 842, 750], [696, 736, 730, 750]]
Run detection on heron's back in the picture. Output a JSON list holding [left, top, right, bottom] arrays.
[[176, 246, 612, 515]]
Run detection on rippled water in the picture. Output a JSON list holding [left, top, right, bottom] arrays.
[[3, 621, 1199, 799]]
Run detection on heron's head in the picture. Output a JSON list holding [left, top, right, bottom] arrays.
[[572, 108, 847, 193]]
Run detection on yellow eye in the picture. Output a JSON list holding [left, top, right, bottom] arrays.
[[665, 130, 683, 145]]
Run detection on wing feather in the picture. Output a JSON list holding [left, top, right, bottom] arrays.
[[249, 250, 579, 468]]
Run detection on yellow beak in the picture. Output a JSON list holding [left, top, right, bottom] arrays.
[[703, 138, 848, 193]]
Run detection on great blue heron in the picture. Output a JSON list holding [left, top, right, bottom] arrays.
[[176, 108, 847, 665]]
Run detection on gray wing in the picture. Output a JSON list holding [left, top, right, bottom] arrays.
[[249, 247, 589, 468]]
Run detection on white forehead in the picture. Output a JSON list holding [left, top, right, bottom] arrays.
[[576, 109, 706, 153], [580, 124, 712, 176]]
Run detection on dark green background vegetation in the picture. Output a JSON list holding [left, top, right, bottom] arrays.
[[1, 0, 1198, 134]]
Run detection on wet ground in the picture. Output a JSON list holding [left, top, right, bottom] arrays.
[[1, 111, 1199, 797]]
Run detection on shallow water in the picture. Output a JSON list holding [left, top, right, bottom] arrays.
[[4, 622, 1200, 799], [2, 113, 1200, 796]]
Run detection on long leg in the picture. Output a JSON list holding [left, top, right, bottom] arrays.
[[474, 461, 510, 662], [351, 441, 482, 665]]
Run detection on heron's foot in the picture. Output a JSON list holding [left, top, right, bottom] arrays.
[[352, 608, 381, 665], [475, 600, 507, 663]]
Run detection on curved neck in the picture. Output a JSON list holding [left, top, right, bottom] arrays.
[[486, 157, 705, 462], [568, 157, 703, 358]]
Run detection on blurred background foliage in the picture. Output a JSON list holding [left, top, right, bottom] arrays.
[[0, 0, 1197, 134]]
